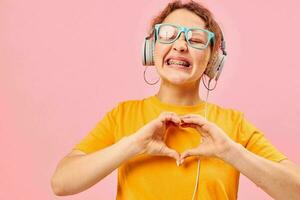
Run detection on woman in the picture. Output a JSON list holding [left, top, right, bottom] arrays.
[[51, 1, 300, 199]]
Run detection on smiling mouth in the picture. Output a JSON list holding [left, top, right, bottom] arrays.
[[165, 58, 192, 70]]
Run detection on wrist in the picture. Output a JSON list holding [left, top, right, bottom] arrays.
[[123, 134, 146, 156], [218, 141, 244, 163]]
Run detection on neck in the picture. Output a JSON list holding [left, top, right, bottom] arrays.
[[156, 78, 203, 106]]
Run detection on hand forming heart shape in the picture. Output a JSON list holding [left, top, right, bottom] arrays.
[[132, 111, 236, 166]]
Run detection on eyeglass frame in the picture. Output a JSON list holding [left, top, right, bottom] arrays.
[[154, 23, 215, 50]]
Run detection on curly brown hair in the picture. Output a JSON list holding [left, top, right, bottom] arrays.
[[148, 0, 223, 78]]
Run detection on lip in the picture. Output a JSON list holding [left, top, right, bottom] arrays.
[[164, 55, 193, 71]]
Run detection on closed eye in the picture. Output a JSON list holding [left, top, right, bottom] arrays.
[[189, 39, 205, 44]]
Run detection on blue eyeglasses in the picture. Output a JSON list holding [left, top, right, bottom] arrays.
[[154, 23, 215, 50]]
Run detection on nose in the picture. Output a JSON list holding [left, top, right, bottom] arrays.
[[172, 32, 188, 52]]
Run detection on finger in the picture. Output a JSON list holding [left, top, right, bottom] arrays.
[[180, 148, 200, 159], [181, 114, 209, 126], [160, 112, 181, 125], [162, 146, 181, 162], [181, 117, 205, 132], [179, 148, 202, 164], [181, 114, 207, 123], [179, 123, 198, 129], [181, 117, 214, 133]]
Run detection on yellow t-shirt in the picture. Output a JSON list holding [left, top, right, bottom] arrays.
[[73, 95, 287, 200]]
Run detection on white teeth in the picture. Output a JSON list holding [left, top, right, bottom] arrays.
[[167, 59, 190, 67]]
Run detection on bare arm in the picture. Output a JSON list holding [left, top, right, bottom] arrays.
[[51, 135, 141, 196], [179, 114, 300, 199], [222, 143, 300, 200], [51, 112, 182, 196]]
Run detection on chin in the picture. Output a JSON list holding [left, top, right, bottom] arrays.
[[162, 75, 192, 86]]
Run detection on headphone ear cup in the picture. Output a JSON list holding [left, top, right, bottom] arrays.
[[142, 37, 155, 66], [214, 54, 226, 81], [204, 53, 218, 80], [204, 50, 226, 80]]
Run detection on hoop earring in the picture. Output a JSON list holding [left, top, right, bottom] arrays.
[[201, 74, 218, 91], [143, 66, 160, 85]]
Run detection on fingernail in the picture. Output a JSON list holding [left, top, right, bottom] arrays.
[[176, 160, 179, 166], [180, 158, 184, 165]]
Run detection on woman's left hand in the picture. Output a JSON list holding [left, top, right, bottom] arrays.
[[179, 114, 236, 164]]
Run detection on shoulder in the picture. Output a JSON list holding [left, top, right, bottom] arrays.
[[208, 102, 244, 125], [110, 97, 147, 115], [207, 103, 248, 141], [116, 97, 146, 109]]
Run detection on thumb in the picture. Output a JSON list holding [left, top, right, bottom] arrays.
[[180, 148, 200, 164], [162, 146, 181, 163]]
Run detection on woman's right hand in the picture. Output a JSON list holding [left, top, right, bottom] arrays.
[[130, 111, 182, 165]]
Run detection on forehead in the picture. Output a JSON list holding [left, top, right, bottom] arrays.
[[162, 8, 206, 29]]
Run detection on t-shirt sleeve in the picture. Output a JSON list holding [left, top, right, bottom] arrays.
[[236, 112, 287, 162], [72, 103, 120, 154]]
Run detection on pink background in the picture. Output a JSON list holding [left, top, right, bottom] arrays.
[[1, 0, 299, 199]]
